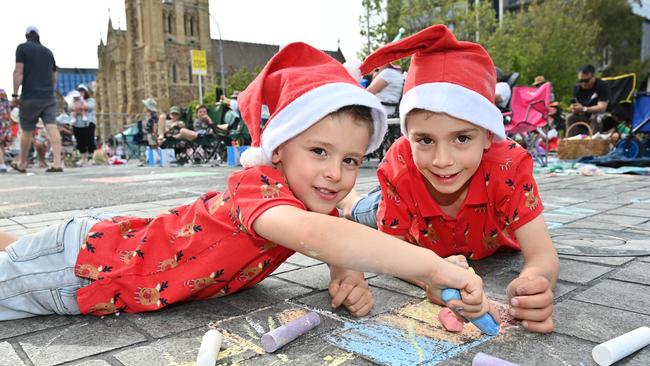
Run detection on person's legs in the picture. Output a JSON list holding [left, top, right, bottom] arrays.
[[16, 129, 33, 170], [0, 216, 98, 320], [34, 140, 48, 168], [339, 186, 382, 229], [87, 124, 97, 154], [44, 124, 62, 169], [0, 231, 18, 251], [173, 128, 198, 141]]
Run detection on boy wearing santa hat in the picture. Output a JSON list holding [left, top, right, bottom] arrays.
[[0, 42, 493, 322], [341, 25, 559, 333]]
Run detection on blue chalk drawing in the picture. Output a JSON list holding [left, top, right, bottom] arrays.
[[546, 221, 564, 230], [547, 206, 598, 216], [326, 321, 493, 366]]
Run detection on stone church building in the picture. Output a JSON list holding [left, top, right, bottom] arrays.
[[95, 0, 345, 140]]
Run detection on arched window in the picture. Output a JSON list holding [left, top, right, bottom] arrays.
[[190, 16, 195, 37], [188, 65, 193, 84], [165, 13, 173, 34], [171, 64, 177, 83]]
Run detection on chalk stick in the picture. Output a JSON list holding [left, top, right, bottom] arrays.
[[441, 288, 500, 336], [439, 307, 464, 332], [261, 312, 320, 353], [592, 326, 650, 366], [196, 329, 224, 366], [472, 352, 520, 366]]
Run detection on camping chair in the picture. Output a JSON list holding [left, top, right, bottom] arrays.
[[602, 73, 636, 129], [505, 82, 553, 167]]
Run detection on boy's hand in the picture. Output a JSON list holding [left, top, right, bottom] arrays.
[[445, 255, 469, 269], [328, 270, 374, 317], [506, 275, 554, 333], [427, 269, 491, 320]]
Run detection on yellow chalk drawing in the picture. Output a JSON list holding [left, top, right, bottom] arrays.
[[162, 351, 195, 366], [269, 354, 291, 365], [377, 313, 483, 344], [268, 315, 277, 330], [407, 319, 425, 364], [277, 308, 308, 325], [216, 342, 249, 360], [323, 352, 356, 365], [220, 329, 266, 354]]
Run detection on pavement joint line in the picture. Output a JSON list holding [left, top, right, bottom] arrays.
[[568, 297, 650, 318]]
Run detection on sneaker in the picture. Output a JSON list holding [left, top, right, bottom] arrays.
[[0, 165, 6, 173]]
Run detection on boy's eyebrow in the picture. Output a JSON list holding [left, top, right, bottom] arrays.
[[411, 127, 480, 137], [305, 139, 365, 157]]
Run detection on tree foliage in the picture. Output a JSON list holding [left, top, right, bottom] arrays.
[[484, 0, 598, 103]]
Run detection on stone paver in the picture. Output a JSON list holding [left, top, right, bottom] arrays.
[[608, 261, 650, 285], [573, 280, 650, 315], [4, 166, 650, 365], [0, 342, 25, 366]]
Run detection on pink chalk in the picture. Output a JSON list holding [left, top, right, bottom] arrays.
[[261, 312, 320, 353], [439, 307, 464, 332]]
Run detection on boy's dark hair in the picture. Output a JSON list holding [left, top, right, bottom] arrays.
[[195, 104, 208, 113], [331, 105, 374, 136], [579, 64, 595, 74]]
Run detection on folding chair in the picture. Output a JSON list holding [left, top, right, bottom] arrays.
[[505, 82, 553, 167]]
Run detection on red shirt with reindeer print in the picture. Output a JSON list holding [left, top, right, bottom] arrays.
[[74, 166, 318, 316], [376, 137, 544, 260]]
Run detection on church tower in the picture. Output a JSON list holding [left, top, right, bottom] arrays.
[[97, 0, 215, 139]]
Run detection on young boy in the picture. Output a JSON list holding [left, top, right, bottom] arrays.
[[0, 43, 492, 322], [342, 25, 559, 333]]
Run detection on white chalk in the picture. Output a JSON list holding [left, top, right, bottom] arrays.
[[592, 326, 650, 366], [196, 329, 224, 366]]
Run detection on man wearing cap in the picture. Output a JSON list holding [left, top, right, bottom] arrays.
[[11, 26, 63, 173]]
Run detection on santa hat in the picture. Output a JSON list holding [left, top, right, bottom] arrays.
[[237, 42, 387, 168], [359, 24, 505, 139]]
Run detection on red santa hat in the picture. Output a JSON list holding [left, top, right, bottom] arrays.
[[237, 42, 387, 168], [359, 24, 505, 139]]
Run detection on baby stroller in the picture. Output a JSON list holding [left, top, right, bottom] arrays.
[[615, 92, 650, 158], [505, 82, 553, 167]]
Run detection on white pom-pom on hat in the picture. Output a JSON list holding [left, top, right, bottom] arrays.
[[342, 58, 363, 82], [239, 147, 270, 168]]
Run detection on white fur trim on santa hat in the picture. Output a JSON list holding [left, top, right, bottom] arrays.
[[254, 82, 386, 165], [399, 82, 505, 139]]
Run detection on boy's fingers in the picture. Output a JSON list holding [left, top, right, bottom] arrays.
[[511, 306, 553, 322], [508, 276, 549, 298], [329, 282, 346, 308], [350, 300, 373, 317], [522, 317, 555, 333], [345, 291, 372, 313], [511, 291, 553, 309], [342, 286, 365, 307]]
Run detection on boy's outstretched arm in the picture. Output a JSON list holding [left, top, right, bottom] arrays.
[[254, 205, 490, 319], [328, 266, 373, 317], [509, 215, 559, 333]]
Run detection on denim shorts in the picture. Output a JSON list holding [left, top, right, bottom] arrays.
[[0, 213, 109, 321], [350, 186, 382, 229]]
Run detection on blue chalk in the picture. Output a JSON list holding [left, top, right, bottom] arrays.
[[441, 288, 500, 336]]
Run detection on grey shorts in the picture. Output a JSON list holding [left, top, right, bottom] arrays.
[[0, 214, 109, 321], [19, 98, 56, 131]]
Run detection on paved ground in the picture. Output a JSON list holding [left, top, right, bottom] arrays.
[[1, 163, 650, 366]]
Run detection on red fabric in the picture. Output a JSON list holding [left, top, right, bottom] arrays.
[[360, 25, 496, 103], [376, 138, 544, 260], [506, 83, 552, 134], [75, 166, 322, 316], [238, 42, 360, 148]]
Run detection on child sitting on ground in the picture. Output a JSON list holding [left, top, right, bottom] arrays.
[[0, 43, 493, 321], [340, 25, 559, 333]]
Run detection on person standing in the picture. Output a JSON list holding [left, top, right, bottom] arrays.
[[72, 84, 97, 165], [11, 26, 63, 173]]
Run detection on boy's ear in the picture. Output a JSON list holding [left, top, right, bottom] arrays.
[[271, 149, 281, 165], [484, 130, 494, 150]]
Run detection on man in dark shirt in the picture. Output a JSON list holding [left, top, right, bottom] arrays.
[[11, 26, 63, 173], [567, 64, 611, 136]]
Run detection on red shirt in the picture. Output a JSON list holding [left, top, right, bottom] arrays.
[[75, 166, 319, 316], [376, 137, 543, 260]]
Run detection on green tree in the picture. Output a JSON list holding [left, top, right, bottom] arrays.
[[587, 0, 647, 77], [359, 0, 388, 58], [485, 0, 599, 103]]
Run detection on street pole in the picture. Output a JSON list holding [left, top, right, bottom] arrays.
[[198, 74, 203, 104], [499, 0, 504, 28], [209, 13, 226, 97]]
